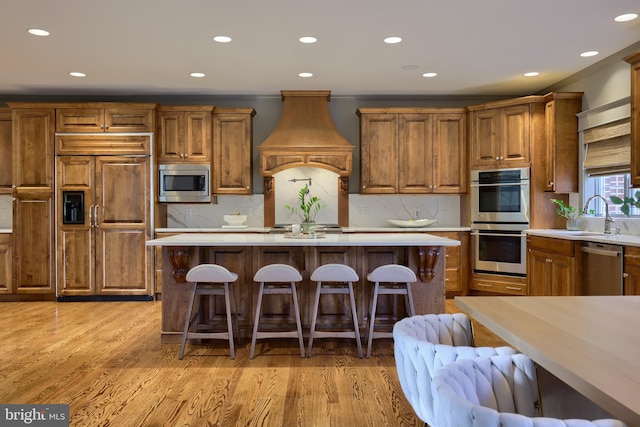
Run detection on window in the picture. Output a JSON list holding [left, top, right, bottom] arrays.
[[583, 173, 639, 217]]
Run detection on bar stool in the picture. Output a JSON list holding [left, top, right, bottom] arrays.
[[366, 264, 416, 358], [179, 264, 239, 360], [307, 264, 363, 358], [250, 264, 305, 359]]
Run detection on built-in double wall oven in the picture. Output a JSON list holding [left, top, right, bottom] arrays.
[[470, 167, 530, 276]]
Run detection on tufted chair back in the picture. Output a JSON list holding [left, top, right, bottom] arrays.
[[432, 354, 628, 427], [393, 314, 518, 426]]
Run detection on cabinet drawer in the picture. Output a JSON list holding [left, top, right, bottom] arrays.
[[445, 269, 460, 292], [625, 246, 640, 268], [471, 273, 527, 295], [527, 236, 574, 256]]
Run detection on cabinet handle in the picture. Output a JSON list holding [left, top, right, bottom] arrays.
[[623, 273, 629, 278], [89, 205, 94, 227], [476, 283, 492, 287], [94, 205, 99, 227], [546, 258, 552, 263], [506, 286, 522, 291], [104, 124, 109, 129], [548, 181, 554, 186]]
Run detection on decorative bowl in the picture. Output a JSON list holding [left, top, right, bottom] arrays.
[[386, 218, 437, 228], [223, 214, 247, 226]]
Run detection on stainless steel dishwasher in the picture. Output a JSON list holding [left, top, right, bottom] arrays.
[[581, 242, 623, 295]]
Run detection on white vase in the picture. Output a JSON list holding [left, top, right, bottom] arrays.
[[566, 218, 581, 230]]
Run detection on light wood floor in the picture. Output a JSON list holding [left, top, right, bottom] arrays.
[[0, 299, 503, 426]]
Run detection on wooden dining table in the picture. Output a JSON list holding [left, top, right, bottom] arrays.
[[455, 295, 640, 426]]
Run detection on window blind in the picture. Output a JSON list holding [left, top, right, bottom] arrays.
[[583, 118, 630, 176]]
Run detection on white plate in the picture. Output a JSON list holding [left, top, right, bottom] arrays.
[[386, 219, 437, 228]]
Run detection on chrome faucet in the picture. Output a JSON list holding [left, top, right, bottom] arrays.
[[583, 195, 613, 234]]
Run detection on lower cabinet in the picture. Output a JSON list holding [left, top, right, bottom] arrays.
[[470, 272, 527, 295], [429, 230, 469, 296], [0, 234, 12, 293], [624, 246, 640, 295], [527, 236, 578, 296]]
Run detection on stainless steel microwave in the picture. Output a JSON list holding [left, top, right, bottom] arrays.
[[158, 164, 211, 203]]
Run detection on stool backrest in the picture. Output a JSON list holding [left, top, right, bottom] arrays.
[[367, 264, 416, 283], [311, 264, 359, 282], [186, 264, 238, 283], [254, 264, 302, 282]]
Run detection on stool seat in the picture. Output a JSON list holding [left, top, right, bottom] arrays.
[[307, 264, 363, 358], [366, 264, 416, 358], [180, 264, 239, 360], [250, 264, 305, 359]]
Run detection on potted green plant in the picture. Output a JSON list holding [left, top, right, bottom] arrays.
[[551, 198, 581, 230], [611, 191, 640, 216], [285, 184, 324, 233]]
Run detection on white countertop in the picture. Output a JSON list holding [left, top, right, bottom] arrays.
[[147, 232, 461, 247], [154, 226, 471, 234], [526, 229, 640, 247], [0, 229, 11, 234]]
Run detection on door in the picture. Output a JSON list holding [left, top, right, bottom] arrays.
[[57, 155, 151, 296]]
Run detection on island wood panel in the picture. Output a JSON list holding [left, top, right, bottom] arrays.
[[0, 234, 12, 293]]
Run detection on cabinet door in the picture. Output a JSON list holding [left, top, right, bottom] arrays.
[[56, 108, 104, 132], [398, 114, 432, 193], [95, 156, 151, 295], [544, 96, 582, 193], [56, 156, 95, 296], [104, 108, 154, 133], [501, 104, 530, 165], [0, 235, 12, 294], [13, 190, 54, 293], [156, 111, 184, 162], [432, 113, 466, 193], [527, 248, 550, 296], [12, 109, 55, 188], [360, 113, 398, 193], [0, 109, 11, 188], [184, 111, 212, 162], [470, 108, 500, 168], [213, 111, 252, 194], [549, 253, 575, 295], [624, 265, 640, 295], [627, 53, 640, 187]]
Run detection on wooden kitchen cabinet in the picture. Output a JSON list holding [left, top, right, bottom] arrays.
[[527, 235, 578, 296], [358, 108, 466, 194], [213, 108, 255, 195], [0, 234, 12, 293], [9, 105, 55, 295], [624, 246, 640, 295], [56, 104, 155, 133], [0, 108, 11, 191], [469, 101, 534, 169], [625, 50, 640, 187], [471, 272, 527, 295], [542, 93, 583, 192], [429, 231, 469, 296], [157, 106, 213, 163]]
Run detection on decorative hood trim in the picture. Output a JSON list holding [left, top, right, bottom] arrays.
[[258, 90, 354, 176]]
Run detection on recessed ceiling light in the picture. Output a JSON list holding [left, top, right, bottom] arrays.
[[580, 51, 599, 57], [614, 13, 638, 22], [524, 72, 539, 77], [384, 36, 402, 44], [213, 35, 232, 43], [298, 72, 313, 78], [69, 72, 86, 77], [299, 36, 317, 44], [190, 72, 205, 78], [28, 28, 49, 36], [422, 72, 438, 78]]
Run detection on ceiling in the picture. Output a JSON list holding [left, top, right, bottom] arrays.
[[2, 0, 640, 98]]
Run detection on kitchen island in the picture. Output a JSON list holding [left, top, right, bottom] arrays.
[[147, 232, 459, 342]]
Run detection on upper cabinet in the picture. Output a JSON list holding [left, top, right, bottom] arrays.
[[156, 106, 213, 163], [358, 108, 466, 194], [11, 108, 55, 188], [56, 104, 156, 133], [468, 101, 532, 169], [542, 93, 583, 193], [0, 109, 11, 190], [213, 108, 255, 195], [625, 50, 640, 187]]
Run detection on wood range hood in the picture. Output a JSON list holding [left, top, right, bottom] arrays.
[[259, 90, 355, 227]]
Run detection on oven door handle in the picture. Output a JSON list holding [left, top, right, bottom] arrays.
[[470, 182, 527, 187], [470, 232, 526, 237]]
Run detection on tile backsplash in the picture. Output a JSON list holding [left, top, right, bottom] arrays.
[[0, 195, 11, 229]]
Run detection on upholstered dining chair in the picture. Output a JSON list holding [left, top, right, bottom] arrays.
[[431, 354, 628, 427], [393, 313, 518, 426]]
